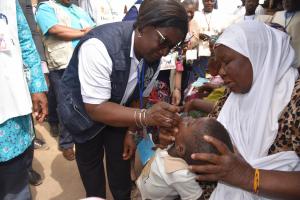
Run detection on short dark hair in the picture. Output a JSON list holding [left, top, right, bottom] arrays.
[[134, 0, 188, 38], [182, 0, 195, 6], [183, 117, 234, 165]]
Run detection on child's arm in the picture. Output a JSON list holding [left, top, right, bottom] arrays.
[[184, 99, 215, 114], [172, 71, 182, 106]]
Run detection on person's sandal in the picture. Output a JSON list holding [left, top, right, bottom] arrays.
[[62, 148, 75, 161], [34, 138, 49, 150]]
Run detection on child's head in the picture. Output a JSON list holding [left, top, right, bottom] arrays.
[[174, 117, 233, 165]]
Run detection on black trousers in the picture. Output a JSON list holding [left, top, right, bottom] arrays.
[[49, 69, 74, 149], [0, 145, 33, 200], [75, 126, 131, 199]]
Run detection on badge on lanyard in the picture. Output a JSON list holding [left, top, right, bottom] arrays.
[[186, 49, 197, 61], [198, 40, 211, 57]]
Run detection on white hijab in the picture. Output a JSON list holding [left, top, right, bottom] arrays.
[[210, 21, 300, 200]]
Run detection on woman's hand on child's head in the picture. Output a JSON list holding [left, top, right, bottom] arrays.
[[188, 135, 254, 190]]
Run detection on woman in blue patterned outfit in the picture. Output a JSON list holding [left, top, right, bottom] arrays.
[[0, 1, 48, 199]]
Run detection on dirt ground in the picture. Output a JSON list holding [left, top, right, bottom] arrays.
[[31, 123, 115, 200]]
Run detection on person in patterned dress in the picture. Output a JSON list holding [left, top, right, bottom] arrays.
[[0, 1, 48, 199], [188, 21, 300, 199], [161, 20, 300, 199]]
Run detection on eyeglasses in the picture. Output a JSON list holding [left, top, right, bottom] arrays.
[[155, 29, 182, 53]]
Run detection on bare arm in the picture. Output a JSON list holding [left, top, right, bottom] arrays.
[[184, 99, 215, 113], [174, 71, 182, 90], [224, 168, 300, 200], [47, 24, 90, 41], [190, 136, 300, 200], [257, 170, 300, 200], [85, 102, 139, 127], [84, 101, 180, 128], [172, 71, 182, 105]]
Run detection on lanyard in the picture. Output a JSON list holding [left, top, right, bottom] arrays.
[[137, 59, 146, 109], [285, 11, 295, 29], [203, 10, 212, 31]]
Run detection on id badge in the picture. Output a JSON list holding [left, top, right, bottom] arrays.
[[186, 49, 197, 61], [198, 40, 211, 57]]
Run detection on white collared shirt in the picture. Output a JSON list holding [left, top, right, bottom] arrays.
[[78, 32, 140, 105], [136, 149, 202, 200]]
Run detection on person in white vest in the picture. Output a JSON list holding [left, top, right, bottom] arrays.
[[78, 0, 116, 25], [186, 21, 300, 199], [36, 0, 95, 161], [272, 0, 300, 68], [0, 1, 48, 199], [193, 0, 232, 78]]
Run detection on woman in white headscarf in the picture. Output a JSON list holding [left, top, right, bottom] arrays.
[[188, 20, 300, 199]]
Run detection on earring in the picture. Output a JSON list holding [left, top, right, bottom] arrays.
[[137, 30, 142, 37]]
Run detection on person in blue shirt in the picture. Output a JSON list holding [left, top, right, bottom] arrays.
[[36, 0, 95, 161], [0, 1, 48, 199], [122, 0, 144, 21]]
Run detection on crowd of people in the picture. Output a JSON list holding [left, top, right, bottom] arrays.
[[0, 0, 299, 200]]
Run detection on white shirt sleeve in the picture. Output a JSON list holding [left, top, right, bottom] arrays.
[[78, 38, 113, 104], [169, 170, 203, 200]]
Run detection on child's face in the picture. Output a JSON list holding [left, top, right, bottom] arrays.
[[175, 117, 204, 155]]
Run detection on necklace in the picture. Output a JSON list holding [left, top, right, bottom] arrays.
[[285, 11, 295, 29], [203, 10, 212, 31]]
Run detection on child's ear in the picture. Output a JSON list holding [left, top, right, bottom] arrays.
[[175, 144, 186, 157]]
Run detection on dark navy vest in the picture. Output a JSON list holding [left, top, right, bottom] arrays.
[[57, 21, 158, 143]]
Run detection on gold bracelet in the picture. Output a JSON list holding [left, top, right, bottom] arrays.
[[253, 168, 260, 194], [143, 109, 149, 126], [134, 110, 140, 128], [139, 110, 143, 128], [140, 109, 147, 127]]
